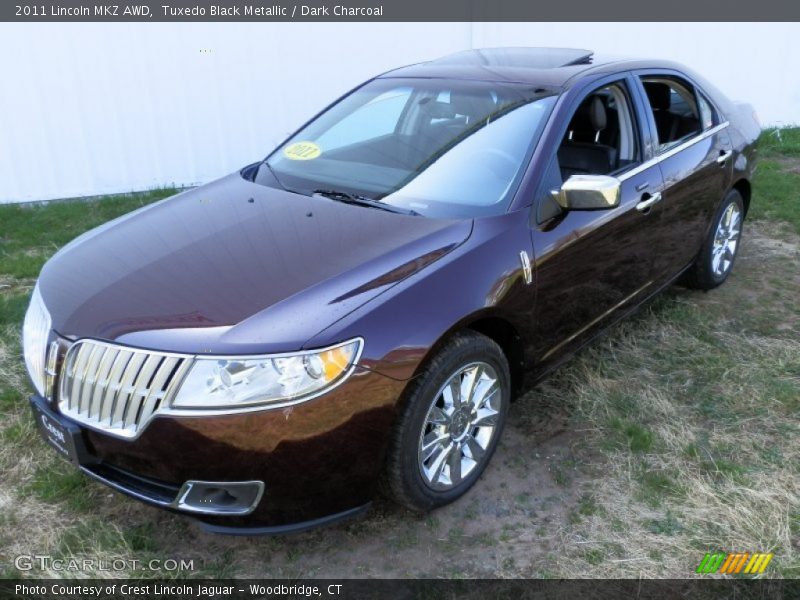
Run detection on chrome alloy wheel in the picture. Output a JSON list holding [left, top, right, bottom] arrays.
[[417, 362, 503, 491], [712, 202, 742, 277]]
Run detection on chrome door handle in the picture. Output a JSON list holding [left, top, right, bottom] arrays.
[[636, 192, 662, 212], [717, 150, 733, 165]]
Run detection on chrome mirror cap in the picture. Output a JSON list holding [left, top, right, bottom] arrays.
[[553, 174, 621, 210]]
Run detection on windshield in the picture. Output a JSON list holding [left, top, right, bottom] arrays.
[[256, 78, 558, 218]]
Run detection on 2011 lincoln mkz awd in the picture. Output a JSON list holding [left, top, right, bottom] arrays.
[[23, 48, 758, 533]]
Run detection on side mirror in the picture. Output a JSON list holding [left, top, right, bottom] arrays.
[[551, 175, 621, 211]]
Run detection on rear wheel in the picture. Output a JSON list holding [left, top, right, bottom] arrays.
[[684, 189, 744, 290], [384, 331, 510, 511]]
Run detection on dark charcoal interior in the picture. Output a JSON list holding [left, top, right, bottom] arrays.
[[558, 95, 619, 179], [643, 81, 701, 146], [557, 89, 639, 180]]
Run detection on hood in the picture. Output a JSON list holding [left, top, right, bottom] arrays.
[[39, 173, 471, 354]]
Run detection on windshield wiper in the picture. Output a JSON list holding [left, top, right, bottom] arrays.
[[312, 189, 419, 216]]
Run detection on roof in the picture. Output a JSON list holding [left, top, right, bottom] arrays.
[[378, 47, 679, 89]]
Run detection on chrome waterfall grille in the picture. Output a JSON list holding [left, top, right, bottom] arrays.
[[58, 340, 192, 439]]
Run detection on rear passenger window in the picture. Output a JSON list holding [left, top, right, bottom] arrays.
[[640, 77, 702, 151]]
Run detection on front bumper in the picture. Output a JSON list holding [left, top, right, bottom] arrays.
[[30, 366, 406, 532]]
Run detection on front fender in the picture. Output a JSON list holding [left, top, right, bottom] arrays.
[[304, 210, 536, 382]]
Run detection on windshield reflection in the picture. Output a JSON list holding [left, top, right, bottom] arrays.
[[261, 78, 557, 218]]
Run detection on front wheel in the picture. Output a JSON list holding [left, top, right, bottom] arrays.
[[685, 189, 744, 290], [383, 331, 510, 511]]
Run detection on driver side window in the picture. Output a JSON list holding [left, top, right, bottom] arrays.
[[536, 81, 639, 223], [557, 82, 639, 180]]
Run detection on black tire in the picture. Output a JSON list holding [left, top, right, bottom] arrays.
[[383, 331, 510, 512], [684, 189, 745, 290]]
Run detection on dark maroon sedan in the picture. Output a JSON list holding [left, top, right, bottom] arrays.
[[23, 48, 759, 533]]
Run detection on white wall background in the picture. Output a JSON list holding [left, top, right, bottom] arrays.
[[0, 22, 798, 203]]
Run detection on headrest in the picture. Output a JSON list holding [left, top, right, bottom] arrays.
[[421, 100, 456, 119], [450, 91, 496, 123], [571, 95, 607, 133], [643, 82, 671, 111]]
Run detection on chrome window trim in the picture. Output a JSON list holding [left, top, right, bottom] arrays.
[[617, 121, 729, 183]]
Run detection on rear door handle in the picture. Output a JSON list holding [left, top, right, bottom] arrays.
[[636, 192, 662, 212], [717, 150, 733, 165]]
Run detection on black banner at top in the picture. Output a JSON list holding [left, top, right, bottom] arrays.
[[3, 0, 800, 22]]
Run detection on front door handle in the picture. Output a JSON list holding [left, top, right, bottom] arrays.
[[716, 150, 733, 165], [636, 192, 662, 212]]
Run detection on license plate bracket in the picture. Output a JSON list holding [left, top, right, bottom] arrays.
[[30, 397, 96, 467]]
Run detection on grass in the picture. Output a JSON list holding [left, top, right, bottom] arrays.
[[0, 131, 798, 578], [526, 192, 800, 577], [0, 188, 179, 279], [749, 128, 800, 231], [758, 127, 800, 158]]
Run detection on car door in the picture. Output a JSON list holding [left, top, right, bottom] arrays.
[[633, 72, 734, 281], [529, 75, 668, 367]]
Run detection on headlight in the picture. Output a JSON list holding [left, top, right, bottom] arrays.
[[22, 283, 52, 397], [170, 338, 363, 411]]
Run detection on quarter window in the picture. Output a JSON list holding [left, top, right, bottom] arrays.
[[697, 93, 716, 130]]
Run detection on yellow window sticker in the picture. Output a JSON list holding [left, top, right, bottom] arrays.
[[283, 141, 321, 160]]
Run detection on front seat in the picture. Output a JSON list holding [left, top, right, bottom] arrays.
[[558, 96, 618, 179]]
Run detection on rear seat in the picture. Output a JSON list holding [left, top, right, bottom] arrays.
[[643, 82, 700, 145]]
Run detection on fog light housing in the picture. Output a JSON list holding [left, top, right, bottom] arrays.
[[173, 480, 264, 515]]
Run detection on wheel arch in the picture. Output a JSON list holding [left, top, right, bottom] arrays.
[[732, 178, 751, 216], [409, 311, 527, 400]]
